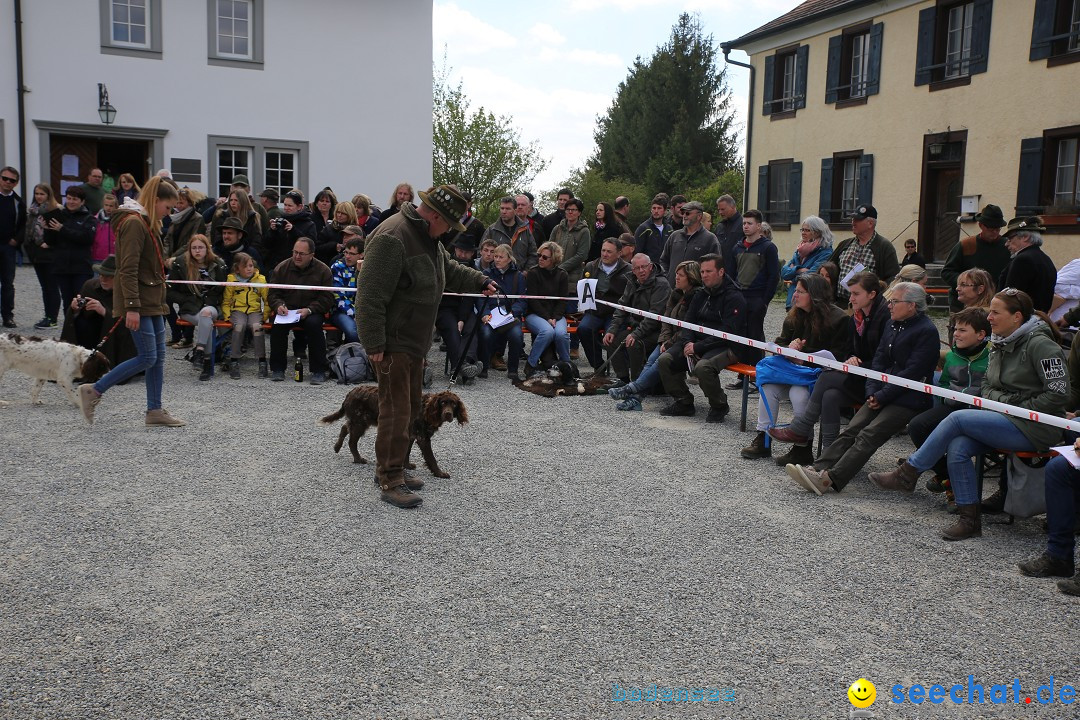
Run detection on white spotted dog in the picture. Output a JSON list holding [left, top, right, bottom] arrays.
[[0, 333, 111, 408]]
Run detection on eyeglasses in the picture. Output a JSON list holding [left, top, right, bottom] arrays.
[[343, 250, 361, 256], [887, 299, 915, 306], [292, 250, 313, 257], [0, 176, 16, 183], [538, 253, 552, 260], [1002, 287, 1020, 296]]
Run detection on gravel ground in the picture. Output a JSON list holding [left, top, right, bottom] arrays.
[[1, 265, 1076, 720]]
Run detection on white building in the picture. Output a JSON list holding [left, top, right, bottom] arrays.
[[0, 0, 433, 202]]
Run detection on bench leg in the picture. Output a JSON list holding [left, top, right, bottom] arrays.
[[740, 379, 749, 432]]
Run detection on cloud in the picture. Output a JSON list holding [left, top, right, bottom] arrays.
[[529, 22, 566, 44], [535, 47, 623, 68], [433, 3, 517, 55]]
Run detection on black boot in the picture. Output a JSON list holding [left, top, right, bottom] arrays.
[[774, 443, 813, 467], [199, 357, 212, 381]]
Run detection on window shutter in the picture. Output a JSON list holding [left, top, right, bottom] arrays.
[[825, 35, 843, 104], [788, 162, 803, 224], [762, 55, 775, 116], [819, 158, 834, 222], [866, 23, 884, 96], [969, 0, 994, 75], [857, 154, 874, 207], [914, 7, 937, 86], [794, 45, 809, 110], [1015, 137, 1045, 214], [757, 165, 770, 213], [1029, 0, 1055, 61]]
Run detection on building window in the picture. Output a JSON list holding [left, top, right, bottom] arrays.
[[826, 23, 883, 104], [762, 45, 808, 117], [915, 0, 992, 87], [818, 153, 874, 225], [263, 150, 297, 198], [216, 0, 252, 58], [1030, 0, 1080, 63], [207, 0, 264, 69], [99, 0, 162, 58], [757, 160, 803, 227], [944, 2, 975, 78], [209, 136, 309, 200], [1015, 127, 1080, 218], [216, 147, 250, 199]]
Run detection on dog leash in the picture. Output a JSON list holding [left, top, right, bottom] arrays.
[[448, 284, 509, 388], [94, 317, 125, 352]]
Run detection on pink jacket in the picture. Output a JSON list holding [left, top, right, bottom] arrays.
[[91, 211, 116, 262]]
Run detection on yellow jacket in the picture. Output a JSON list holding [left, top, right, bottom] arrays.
[[222, 272, 269, 322]]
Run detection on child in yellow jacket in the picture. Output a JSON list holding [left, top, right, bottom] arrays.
[[222, 252, 270, 378]]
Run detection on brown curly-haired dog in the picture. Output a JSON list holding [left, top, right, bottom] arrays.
[[319, 386, 469, 478]]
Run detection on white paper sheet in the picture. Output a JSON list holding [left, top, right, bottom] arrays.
[[486, 306, 515, 329], [840, 262, 866, 287], [1051, 445, 1080, 469], [274, 309, 302, 324], [62, 154, 79, 177]]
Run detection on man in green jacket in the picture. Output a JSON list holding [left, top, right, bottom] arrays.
[[357, 185, 495, 509]]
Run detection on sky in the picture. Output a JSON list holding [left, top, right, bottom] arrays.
[[432, 0, 805, 194]]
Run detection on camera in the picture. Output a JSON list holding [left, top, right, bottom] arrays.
[[76, 296, 88, 310], [272, 218, 287, 231]]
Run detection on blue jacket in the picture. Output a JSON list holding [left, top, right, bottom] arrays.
[[731, 237, 780, 299], [865, 312, 940, 410], [780, 245, 832, 308], [477, 262, 527, 318]]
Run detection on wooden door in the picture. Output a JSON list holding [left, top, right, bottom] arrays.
[[49, 136, 97, 197]]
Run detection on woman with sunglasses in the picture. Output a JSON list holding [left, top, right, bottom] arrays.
[[870, 288, 1069, 540], [524, 241, 571, 376]]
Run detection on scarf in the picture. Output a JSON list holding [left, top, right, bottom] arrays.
[[595, 221, 606, 232], [853, 308, 867, 337], [953, 339, 988, 357]]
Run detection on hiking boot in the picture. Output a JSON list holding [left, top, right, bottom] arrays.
[[229, 363, 241, 379], [199, 358, 212, 381], [659, 401, 695, 417], [404, 473, 425, 491], [768, 426, 809, 445], [981, 488, 1007, 513], [2, 318, 16, 328], [380, 481, 422, 509], [270, 370, 285, 381], [942, 504, 981, 540], [33, 316, 57, 329], [145, 409, 186, 427], [490, 354, 507, 371], [78, 383, 101, 424], [258, 359, 269, 378], [507, 372, 520, 382], [190, 348, 205, 366], [740, 431, 771, 459], [926, 475, 950, 493], [309, 372, 326, 385], [775, 443, 814, 467], [705, 406, 729, 423], [1018, 552, 1075, 578], [869, 461, 920, 492], [787, 464, 832, 495], [1058, 574, 1080, 596], [615, 396, 642, 411]]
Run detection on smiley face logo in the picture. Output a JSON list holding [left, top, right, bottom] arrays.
[[848, 678, 876, 708]]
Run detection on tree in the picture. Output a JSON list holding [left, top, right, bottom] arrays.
[[432, 60, 549, 224], [592, 13, 739, 194]]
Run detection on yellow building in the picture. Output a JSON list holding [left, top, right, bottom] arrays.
[[723, 0, 1079, 269]]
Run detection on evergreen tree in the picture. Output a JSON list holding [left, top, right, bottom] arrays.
[[592, 13, 739, 194]]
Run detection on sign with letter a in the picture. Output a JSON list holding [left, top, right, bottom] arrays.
[[577, 279, 598, 311]]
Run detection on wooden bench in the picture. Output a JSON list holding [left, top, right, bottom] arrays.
[[725, 363, 757, 432], [175, 317, 339, 377]]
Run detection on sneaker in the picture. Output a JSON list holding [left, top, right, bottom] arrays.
[[705, 406, 729, 423], [787, 464, 832, 495], [145, 409, 186, 427], [258, 360, 269, 378], [460, 361, 480, 379], [775, 443, 814, 467], [78, 383, 101, 424], [608, 384, 634, 400], [229, 363, 241, 379], [33, 317, 57, 329], [309, 371, 326, 385], [380, 482, 423, 509], [659, 401, 695, 417], [1018, 551, 1075, 578], [270, 370, 286, 382], [615, 396, 642, 411], [1058, 574, 1080, 596], [172, 337, 192, 349]]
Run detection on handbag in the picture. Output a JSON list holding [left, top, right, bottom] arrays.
[[754, 354, 823, 389], [1002, 453, 1049, 518]]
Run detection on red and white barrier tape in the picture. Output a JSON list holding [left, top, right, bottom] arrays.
[[166, 280, 1080, 433]]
